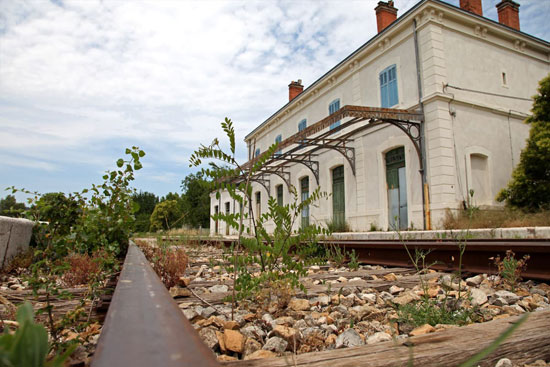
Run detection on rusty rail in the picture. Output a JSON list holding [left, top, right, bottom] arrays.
[[92, 241, 219, 367], [320, 239, 550, 281], [201, 237, 550, 281]]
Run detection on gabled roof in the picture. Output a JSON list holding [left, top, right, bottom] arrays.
[[245, 0, 549, 142]]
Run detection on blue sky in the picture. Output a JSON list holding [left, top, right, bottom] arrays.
[[1, 0, 548, 202]]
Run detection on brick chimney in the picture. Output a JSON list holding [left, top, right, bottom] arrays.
[[288, 80, 303, 101], [496, 0, 520, 31], [375, 1, 398, 33], [459, 0, 483, 16]]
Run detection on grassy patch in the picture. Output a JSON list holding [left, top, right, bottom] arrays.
[[442, 208, 550, 230]]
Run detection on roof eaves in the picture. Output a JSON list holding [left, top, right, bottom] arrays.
[[245, 0, 549, 141]]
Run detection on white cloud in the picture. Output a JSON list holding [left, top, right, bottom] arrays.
[[0, 0, 548, 197]]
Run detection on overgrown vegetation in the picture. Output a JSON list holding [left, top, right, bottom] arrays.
[[396, 216, 476, 328], [2, 147, 145, 361], [190, 118, 329, 315], [497, 74, 550, 210]]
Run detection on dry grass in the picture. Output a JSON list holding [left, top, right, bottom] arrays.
[[442, 208, 550, 230], [138, 242, 189, 288], [62, 251, 103, 286], [1, 248, 34, 274]]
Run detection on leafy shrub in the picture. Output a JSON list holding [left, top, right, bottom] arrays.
[[11, 146, 145, 258]]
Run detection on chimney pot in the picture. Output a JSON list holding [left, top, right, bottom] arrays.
[[459, 0, 483, 16], [375, 1, 398, 33], [288, 80, 304, 102], [496, 0, 520, 31]]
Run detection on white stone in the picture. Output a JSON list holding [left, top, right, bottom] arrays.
[[366, 332, 392, 344], [335, 329, 363, 348], [209, 284, 229, 293], [470, 288, 488, 306], [495, 358, 513, 367], [262, 337, 288, 354], [495, 290, 520, 304]]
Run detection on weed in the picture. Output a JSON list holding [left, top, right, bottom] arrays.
[[325, 244, 346, 267], [493, 250, 530, 291], [369, 222, 380, 232], [348, 249, 359, 271], [397, 298, 473, 327]]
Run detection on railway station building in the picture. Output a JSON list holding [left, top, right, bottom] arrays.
[[210, 0, 550, 235]]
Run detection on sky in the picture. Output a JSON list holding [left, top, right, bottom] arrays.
[[1, 0, 549, 202]]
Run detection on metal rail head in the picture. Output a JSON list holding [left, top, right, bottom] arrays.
[[92, 241, 220, 367]]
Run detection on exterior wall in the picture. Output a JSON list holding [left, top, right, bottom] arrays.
[[210, 0, 550, 236]]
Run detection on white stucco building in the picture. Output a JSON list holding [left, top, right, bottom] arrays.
[[211, 0, 550, 235]]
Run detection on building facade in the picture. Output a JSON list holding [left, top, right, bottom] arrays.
[[211, 0, 550, 235]]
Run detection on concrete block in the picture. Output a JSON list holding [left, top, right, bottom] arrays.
[[0, 216, 34, 268]]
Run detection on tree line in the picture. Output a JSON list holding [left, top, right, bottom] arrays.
[[1, 171, 211, 232]]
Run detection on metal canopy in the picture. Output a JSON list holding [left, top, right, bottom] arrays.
[[236, 105, 424, 193]]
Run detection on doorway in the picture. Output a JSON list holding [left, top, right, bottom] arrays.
[[332, 166, 345, 228], [386, 147, 408, 230]]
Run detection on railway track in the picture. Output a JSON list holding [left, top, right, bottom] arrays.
[[91, 237, 550, 367]]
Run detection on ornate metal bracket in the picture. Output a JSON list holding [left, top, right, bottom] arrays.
[[250, 173, 270, 195]]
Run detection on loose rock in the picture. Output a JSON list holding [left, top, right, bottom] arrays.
[[335, 328, 363, 348]]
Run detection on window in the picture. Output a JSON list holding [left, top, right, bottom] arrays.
[[300, 177, 309, 228], [225, 202, 230, 235], [298, 119, 307, 147], [255, 191, 261, 216], [329, 99, 341, 130], [275, 134, 282, 156], [214, 205, 219, 234], [380, 65, 398, 108], [276, 184, 283, 206], [255, 148, 260, 158]]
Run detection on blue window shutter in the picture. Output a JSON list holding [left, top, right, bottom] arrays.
[[380, 65, 398, 108], [298, 119, 307, 132], [275, 134, 282, 156], [329, 99, 341, 130], [255, 148, 260, 158]]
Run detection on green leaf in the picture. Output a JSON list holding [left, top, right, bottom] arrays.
[[116, 158, 124, 168], [125, 148, 131, 154]]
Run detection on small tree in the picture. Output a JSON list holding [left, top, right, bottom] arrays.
[[497, 74, 550, 209], [0, 195, 26, 217], [181, 172, 211, 229], [150, 200, 183, 231]]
